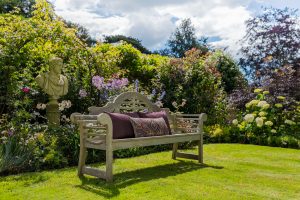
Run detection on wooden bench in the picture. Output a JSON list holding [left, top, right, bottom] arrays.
[[71, 92, 207, 182]]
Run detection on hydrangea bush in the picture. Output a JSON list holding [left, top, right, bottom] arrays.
[[230, 89, 299, 147]]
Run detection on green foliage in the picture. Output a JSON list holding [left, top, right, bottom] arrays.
[[155, 48, 227, 124], [213, 50, 247, 93], [0, 120, 81, 173], [115, 43, 168, 89], [104, 35, 151, 54], [64, 21, 96, 46], [165, 18, 209, 58], [0, 137, 30, 174], [0, 0, 35, 17]]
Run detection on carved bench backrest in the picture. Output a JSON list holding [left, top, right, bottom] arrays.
[[88, 92, 164, 115]]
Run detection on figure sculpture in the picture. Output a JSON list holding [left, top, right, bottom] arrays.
[[36, 56, 68, 99], [35, 56, 68, 125]]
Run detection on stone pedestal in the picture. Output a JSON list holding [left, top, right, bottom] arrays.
[[47, 97, 60, 126]]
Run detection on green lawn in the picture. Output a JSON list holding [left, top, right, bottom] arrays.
[[0, 144, 299, 200]]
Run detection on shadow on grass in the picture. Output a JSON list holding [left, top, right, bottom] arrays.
[[0, 172, 49, 186], [77, 160, 223, 198]]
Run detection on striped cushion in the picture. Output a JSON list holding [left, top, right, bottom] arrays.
[[129, 117, 169, 137]]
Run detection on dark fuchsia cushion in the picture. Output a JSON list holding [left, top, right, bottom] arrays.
[[130, 117, 169, 137], [105, 112, 139, 139], [138, 111, 171, 134]]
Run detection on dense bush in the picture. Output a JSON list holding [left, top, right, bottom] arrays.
[[154, 48, 232, 124], [213, 50, 246, 93], [206, 89, 299, 148], [262, 65, 300, 101]]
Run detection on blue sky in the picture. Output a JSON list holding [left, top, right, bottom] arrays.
[[50, 0, 300, 56]]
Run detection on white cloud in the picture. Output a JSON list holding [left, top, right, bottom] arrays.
[[50, 0, 299, 56], [55, 9, 130, 39]]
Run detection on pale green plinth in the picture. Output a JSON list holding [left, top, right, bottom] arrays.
[[47, 98, 60, 126]]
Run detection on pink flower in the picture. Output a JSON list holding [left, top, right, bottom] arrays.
[[22, 86, 30, 93], [79, 89, 87, 98]]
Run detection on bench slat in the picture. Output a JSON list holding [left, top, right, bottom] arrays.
[[112, 133, 201, 150], [82, 166, 106, 179], [176, 152, 198, 160]]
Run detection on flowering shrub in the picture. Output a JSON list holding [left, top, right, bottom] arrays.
[[154, 48, 228, 124], [0, 117, 81, 174], [230, 89, 299, 148], [89, 75, 129, 106]]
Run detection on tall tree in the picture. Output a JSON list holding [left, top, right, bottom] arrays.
[[104, 35, 151, 54], [65, 21, 96, 47], [0, 0, 35, 17], [239, 7, 300, 81], [166, 18, 208, 58]]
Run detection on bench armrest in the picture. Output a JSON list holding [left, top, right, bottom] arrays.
[[70, 112, 98, 124], [97, 113, 113, 141], [171, 113, 207, 134]]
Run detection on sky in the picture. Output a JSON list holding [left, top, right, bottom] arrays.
[[50, 0, 300, 56]]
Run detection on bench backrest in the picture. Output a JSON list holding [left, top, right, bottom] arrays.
[[88, 92, 167, 115]]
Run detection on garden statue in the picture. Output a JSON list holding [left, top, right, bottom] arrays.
[[35, 56, 68, 125]]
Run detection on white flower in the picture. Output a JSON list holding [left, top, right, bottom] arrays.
[[265, 121, 273, 126], [285, 119, 296, 125], [59, 105, 64, 111], [66, 100, 72, 108], [59, 100, 72, 110], [263, 91, 270, 95], [36, 103, 42, 109], [262, 103, 270, 110], [258, 111, 267, 117], [257, 101, 268, 108], [155, 101, 163, 108], [41, 104, 46, 110], [271, 129, 277, 133], [245, 100, 259, 108], [232, 119, 239, 125], [172, 102, 178, 108], [244, 114, 255, 123], [36, 103, 47, 110], [79, 89, 87, 98], [255, 117, 264, 127], [254, 88, 263, 93]]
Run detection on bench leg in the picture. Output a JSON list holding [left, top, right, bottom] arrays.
[[172, 143, 178, 159], [78, 146, 87, 177], [105, 148, 113, 182], [198, 136, 203, 164]]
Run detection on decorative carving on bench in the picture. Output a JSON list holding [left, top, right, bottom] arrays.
[[71, 92, 207, 182], [88, 92, 162, 114]]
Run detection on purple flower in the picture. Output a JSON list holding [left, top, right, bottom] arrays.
[[8, 129, 14, 136], [107, 78, 129, 90], [120, 78, 129, 88], [111, 79, 120, 89], [135, 79, 139, 92], [158, 90, 166, 101], [151, 89, 156, 96], [92, 76, 104, 89], [79, 89, 87, 98]]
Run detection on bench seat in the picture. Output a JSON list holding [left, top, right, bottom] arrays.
[[86, 132, 201, 150]]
